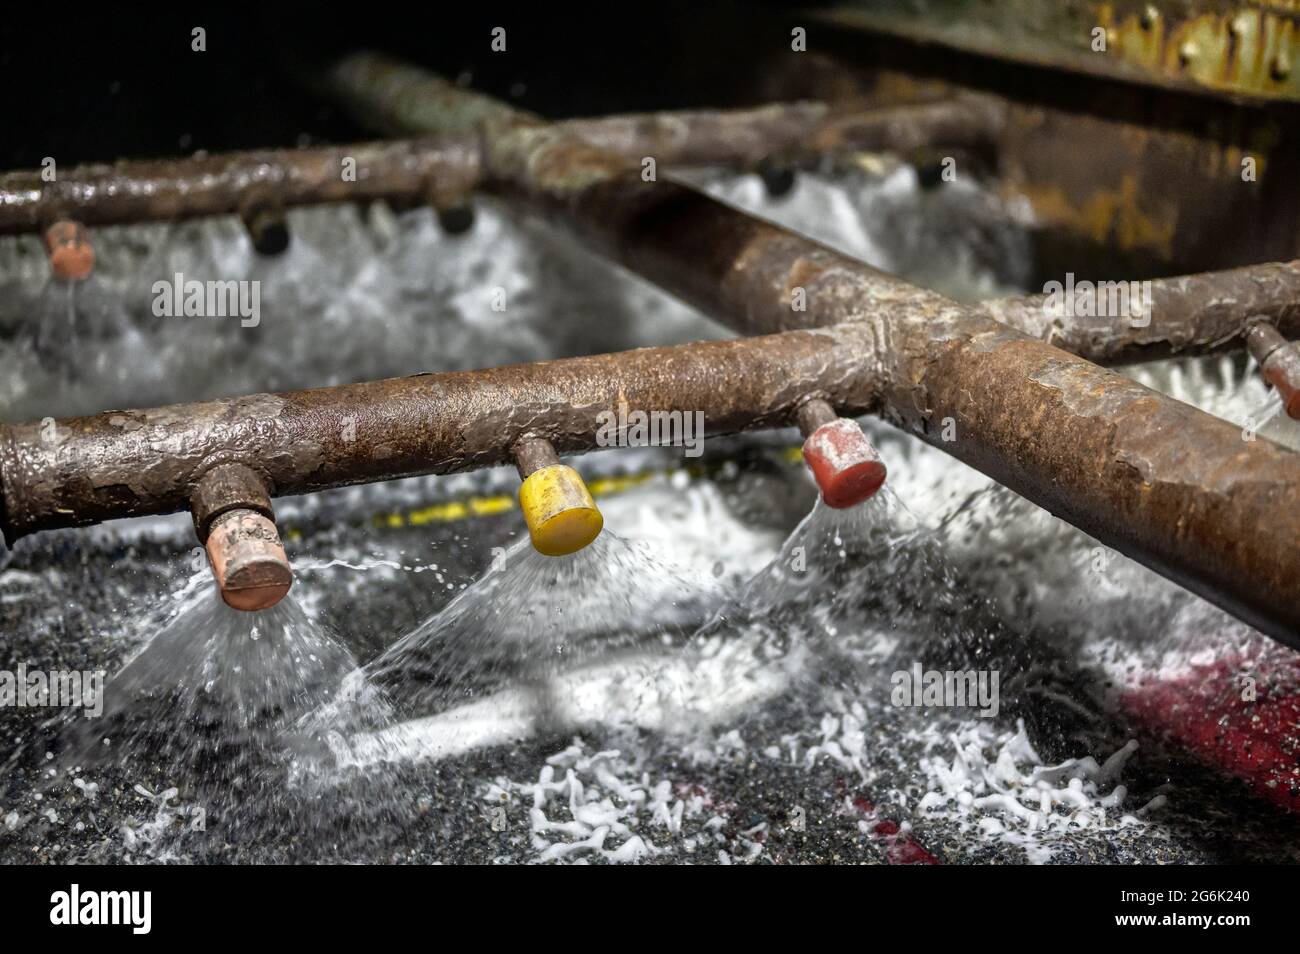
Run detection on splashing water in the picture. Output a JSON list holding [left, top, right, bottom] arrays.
[[60, 571, 357, 782], [31, 570, 425, 855], [695, 489, 1001, 697], [367, 530, 721, 730]]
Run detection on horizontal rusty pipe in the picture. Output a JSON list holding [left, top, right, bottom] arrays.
[[0, 138, 483, 236], [0, 323, 885, 539], [3, 294, 1297, 639], [0, 99, 994, 238], [323, 53, 1300, 643], [980, 261, 1300, 364], [558, 96, 1003, 168]]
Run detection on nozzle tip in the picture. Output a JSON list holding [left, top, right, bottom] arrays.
[[519, 464, 603, 556], [802, 418, 887, 508], [205, 510, 293, 611], [1281, 389, 1300, 421], [1260, 348, 1300, 420], [44, 221, 94, 281]]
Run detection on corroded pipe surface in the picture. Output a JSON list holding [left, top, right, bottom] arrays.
[[557, 96, 1003, 166], [0, 324, 884, 539], [322, 53, 1300, 642], [189, 462, 275, 539], [4, 293, 1298, 637], [512, 436, 562, 480], [981, 261, 1300, 364], [0, 138, 483, 235], [0, 97, 995, 236]]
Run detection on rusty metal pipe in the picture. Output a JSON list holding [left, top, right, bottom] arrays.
[[321, 53, 1300, 643], [557, 96, 1003, 167], [0, 323, 885, 539], [980, 261, 1300, 364], [0, 138, 483, 236], [0, 98, 994, 238]]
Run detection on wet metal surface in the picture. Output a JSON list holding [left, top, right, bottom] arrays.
[[324, 53, 1300, 644], [0, 324, 885, 537], [0, 139, 483, 235]]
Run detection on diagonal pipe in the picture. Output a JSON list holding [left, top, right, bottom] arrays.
[[0, 324, 887, 539]]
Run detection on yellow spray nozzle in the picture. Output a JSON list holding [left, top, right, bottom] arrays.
[[518, 463, 604, 556]]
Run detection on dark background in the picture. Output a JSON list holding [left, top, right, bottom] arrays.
[[1, 3, 810, 168]]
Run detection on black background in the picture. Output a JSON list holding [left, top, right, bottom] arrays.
[[1, 2, 807, 169], [1, 863, 1275, 937]]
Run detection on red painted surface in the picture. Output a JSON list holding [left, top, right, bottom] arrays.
[[43, 220, 95, 281], [802, 419, 887, 509], [1121, 650, 1300, 812]]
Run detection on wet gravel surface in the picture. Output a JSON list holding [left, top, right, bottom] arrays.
[[3, 449, 1300, 866]]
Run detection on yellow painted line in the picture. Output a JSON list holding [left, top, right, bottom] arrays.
[[468, 495, 515, 516], [380, 495, 502, 529], [343, 446, 806, 530], [587, 471, 657, 497]]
